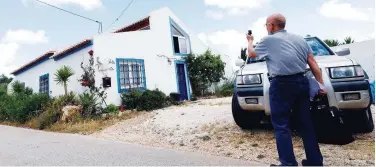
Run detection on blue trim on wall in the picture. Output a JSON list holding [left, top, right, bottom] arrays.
[[54, 40, 93, 61], [169, 17, 192, 57], [13, 57, 50, 76], [174, 60, 191, 100], [39, 73, 50, 96], [116, 58, 147, 93]]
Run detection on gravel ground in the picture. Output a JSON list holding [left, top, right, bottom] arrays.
[[92, 97, 375, 166]]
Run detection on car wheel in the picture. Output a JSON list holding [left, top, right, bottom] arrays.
[[231, 95, 263, 129], [347, 107, 374, 133], [356, 107, 374, 133]]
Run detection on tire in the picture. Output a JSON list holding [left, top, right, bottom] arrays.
[[354, 107, 374, 133], [231, 95, 264, 129]]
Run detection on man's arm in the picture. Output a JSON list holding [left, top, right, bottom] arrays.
[[307, 53, 324, 85], [248, 38, 257, 58], [246, 35, 268, 59]]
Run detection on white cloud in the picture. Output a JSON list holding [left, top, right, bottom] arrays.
[[318, 0, 373, 21], [1, 29, 48, 45], [0, 29, 49, 75], [227, 8, 249, 16], [248, 17, 268, 43], [204, 0, 269, 19], [197, 16, 270, 68], [205, 10, 225, 20], [204, 0, 268, 10], [197, 33, 209, 45], [0, 43, 19, 75], [23, 0, 103, 10]]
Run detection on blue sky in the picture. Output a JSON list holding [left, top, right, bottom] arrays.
[[0, 0, 375, 75]]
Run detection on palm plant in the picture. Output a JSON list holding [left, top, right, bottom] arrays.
[[323, 39, 341, 47], [343, 36, 355, 44], [54, 66, 75, 96]]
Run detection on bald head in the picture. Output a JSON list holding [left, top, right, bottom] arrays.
[[267, 13, 286, 29]]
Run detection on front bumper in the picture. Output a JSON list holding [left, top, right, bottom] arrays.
[[235, 80, 371, 113], [236, 87, 265, 111], [332, 80, 371, 109]]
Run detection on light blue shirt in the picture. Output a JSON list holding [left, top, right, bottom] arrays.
[[252, 30, 313, 77]]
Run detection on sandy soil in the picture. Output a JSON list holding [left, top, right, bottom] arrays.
[[92, 97, 375, 166]]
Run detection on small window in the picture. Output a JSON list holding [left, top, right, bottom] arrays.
[[171, 25, 189, 55], [39, 74, 49, 94], [117, 59, 146, 92]]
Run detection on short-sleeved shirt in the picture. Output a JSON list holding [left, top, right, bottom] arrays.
[[252, 29, 313, 77]]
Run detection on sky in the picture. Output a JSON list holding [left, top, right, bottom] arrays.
[[0, 0, 375, 76]]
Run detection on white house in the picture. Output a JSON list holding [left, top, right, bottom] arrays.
[[9, 7, 234, 106]]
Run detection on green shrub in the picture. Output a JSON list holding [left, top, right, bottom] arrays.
[[121, 89, 143, 110], [10, 81, 33, 95], [0, 83, 7, 97], [137, 89, 167, 111], [214, 77, 235, 97], [25, 93, 50, 117], [79, 92, 100, 117], [56, 91, 79, 106], [29, 100, 63, 130], [25, 87, 33, 95], [103, 104, 119, 114], [0, 93, 50, 123]]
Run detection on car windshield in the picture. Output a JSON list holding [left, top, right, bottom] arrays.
[[246, 37, 333, 64], [305, 37, 333, 56]]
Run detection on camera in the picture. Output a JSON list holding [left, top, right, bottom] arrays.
[[248, 30, 252, 36]]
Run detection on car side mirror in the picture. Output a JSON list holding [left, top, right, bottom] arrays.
[[235, 59, 245, 67], [335, 48, 350, 56]]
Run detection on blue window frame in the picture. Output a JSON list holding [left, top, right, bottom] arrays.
[[116, 58, 147, 93], [169, 18, 191, 56], [39, 73, 49, 95]]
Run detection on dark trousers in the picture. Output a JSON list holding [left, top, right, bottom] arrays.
[[269, 74, 323, 166]]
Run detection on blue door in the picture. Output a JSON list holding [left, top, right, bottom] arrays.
[[176, 64, 188, 101]]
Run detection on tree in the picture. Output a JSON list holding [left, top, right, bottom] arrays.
[[185, 49, 226, 97], [54, 66, 74, 96], [343, 36, 355, 44], [323, 39, 341, 47], [240, 48, 247, 61], [0, 74, 13, 84]]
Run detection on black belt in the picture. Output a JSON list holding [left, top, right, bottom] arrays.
[[268, 72, 305, 81], [275, 72, 305, 78]]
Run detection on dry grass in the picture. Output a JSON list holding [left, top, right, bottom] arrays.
[[46, 111, 144, 135]]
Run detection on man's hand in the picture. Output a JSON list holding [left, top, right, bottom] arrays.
[[307, 53, 327, 95], [246, 34, 254, 42], [246, 34, 256, 58], [319, 89, 327, 95]]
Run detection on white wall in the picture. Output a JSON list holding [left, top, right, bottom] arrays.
[[331, 39, 375, 81], [52, 46, 92, 96], [12, 58, 56, 95], [94, 31, 180, 106], [12, 46, 92, 97]]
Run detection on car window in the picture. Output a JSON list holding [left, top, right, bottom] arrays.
[[305, 38, 333, 56]]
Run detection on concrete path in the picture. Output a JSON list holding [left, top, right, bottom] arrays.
[[0, 125, 263, 166]]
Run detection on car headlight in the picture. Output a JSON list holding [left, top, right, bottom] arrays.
[[329, 66, 364, 79], [236, 74, 262, 85]]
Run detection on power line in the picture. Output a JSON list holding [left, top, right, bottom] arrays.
[[104, 0, 134, 32], [34, 0, 103, 33]]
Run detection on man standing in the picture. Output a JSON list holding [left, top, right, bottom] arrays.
[[247, 14, 325, 166]]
